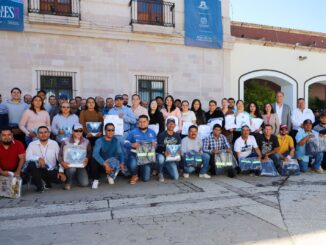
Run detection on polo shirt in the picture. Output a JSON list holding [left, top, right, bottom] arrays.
[[277, 134, 294, 154], [0, 140, 25, 171]]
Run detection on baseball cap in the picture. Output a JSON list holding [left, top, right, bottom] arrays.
[[115, 95, 123, 100], [166, 118, 176, 125], [72, 123, 83, 131], [280, 124, 288, 130]]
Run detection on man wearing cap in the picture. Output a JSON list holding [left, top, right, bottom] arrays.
[[277, 124, 295, 161], [59, 123, 91, 190], [234, 125, 262, 162], [126, 115, 157, 184], [203, 124, 234, 177], [25, 126, 66, 192], [156, 118, 181, 182], [295, 119, 324, 173], [108, 95, 136, 138]]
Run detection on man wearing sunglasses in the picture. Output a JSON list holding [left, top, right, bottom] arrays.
[[277, 124, 295, 161], [91, 123, 125, 189], [59, 123, 91, 190]]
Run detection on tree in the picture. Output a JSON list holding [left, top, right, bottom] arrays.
[[244, 79, 276, 111]]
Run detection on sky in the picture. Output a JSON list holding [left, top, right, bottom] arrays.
[[230, 0, 326, 33]]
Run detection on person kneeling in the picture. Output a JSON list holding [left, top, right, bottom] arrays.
[[182, 125, 211, 179], [203, 124, 235, 178], [59, 123, 91, 190], [25, 126, 66, 193], [91, 123, 125, 189], [156, 118, 180, 182]]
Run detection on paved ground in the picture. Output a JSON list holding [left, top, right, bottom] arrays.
[[1, 172, 326, 245]]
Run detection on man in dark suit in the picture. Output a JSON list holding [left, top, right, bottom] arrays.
[[272, 91, 292, 131]]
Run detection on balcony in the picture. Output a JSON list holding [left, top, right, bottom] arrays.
[[130, 0, 175, 34], [28, 0, 80, 26]]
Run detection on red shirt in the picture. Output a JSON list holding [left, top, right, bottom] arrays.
[[0, 140, 25, 171]]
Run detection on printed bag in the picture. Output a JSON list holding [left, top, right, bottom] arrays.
[[184, 151, 203, 168], [0, 175, 22, 199], [215, 152, 236, 169], [260, 159, 279, 177], [136, 142, 156, 165], [281, 159, 300, 176], [239, 157, 262, 171], [165, 144, 181, 162]]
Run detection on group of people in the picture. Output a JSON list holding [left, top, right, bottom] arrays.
[[0, 87, 325, 194]]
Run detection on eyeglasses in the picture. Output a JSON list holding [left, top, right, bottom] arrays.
[[106, 129, 115, 132], [73, 129, 83, 133], [61, 106, 70, 109]]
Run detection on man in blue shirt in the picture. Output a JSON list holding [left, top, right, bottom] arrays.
[[108, 95, 136, 138], [126, 115, 157, 184], [295, 119, 324, 173], [91, 123, 125, 189]]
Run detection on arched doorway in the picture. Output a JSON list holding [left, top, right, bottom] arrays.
[[304, 76, 326, 110], [239, 70, 298, 109]]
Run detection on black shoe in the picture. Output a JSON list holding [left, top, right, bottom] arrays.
[[227, 169, 236, 178], [45, 183, 52, 189], [36, 187, 44, 193]]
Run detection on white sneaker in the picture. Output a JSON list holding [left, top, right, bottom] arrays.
[[199, 174, 211, 179], [183, 173, 189, 178], [92, 180, 99, 189], [107, 175, 115, 185]]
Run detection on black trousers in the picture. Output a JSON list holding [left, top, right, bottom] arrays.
[[26, 161, 61, 190]]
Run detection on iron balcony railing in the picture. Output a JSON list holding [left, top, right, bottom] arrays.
[[28, 0, 80, 18], [129, 0, 175, 27]]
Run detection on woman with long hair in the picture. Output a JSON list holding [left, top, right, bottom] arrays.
[[262, 103, 280, 135], [79, 97, 103, 145], [191, 99, 206, 125], [148, 99, 165, 134], [161, 95, 182, 131], [52, 101, 79, 143], [221, 98, 235, 143], [248, 102, 263, 135], [19, 95, 50, 146]]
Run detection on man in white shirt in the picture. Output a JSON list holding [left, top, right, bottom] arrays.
[[291, 98, 315, 132], [26, 126, 66, 192], [272, 91, 292, 130], [234, 125, 262, 160]]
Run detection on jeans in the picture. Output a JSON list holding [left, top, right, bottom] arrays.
[[298, 152, 323, 172], [269, 153, 282, 174], [156, 154, 179, 180], [183, 153, 210, 175], [127, 154, 152, 182], [65, 167, 89, 187]]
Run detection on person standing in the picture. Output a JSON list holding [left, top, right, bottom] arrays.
[[262, 103, 280, 135], [131, 94, 149, 119], [148, 99, 165, 134], [4, 87, 29, 143], [272, 91, 292, 131], [161, 95, 182, 131], [19, 96, 51, 146], [191, 99, 206, 125]]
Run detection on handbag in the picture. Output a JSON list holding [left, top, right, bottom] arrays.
[[165, 144, 181, 162], [260, 159, 279, 177], [0, 175, 22, 199], [281, 159, 300, 176], [215, 151, 236, 169], [239, 157, 262, 171], [136, 142, 156, 165], [184, 151, 203, 168]]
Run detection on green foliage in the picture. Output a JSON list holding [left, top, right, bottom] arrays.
[[244, 80, 276, 110], [309, 96, 326, 110]]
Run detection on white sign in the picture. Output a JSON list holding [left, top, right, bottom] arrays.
[[208, 118, 223, 130], [182, 122, 194, 135], [104, 115, 124, 136], [224, 115, 237, 130], [198, 125, 211, 140], [235, 113, 250, 129], [148, 124, 159, 135], [250, 118, 264, 132]]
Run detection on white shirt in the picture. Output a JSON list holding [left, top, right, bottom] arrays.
[[26, 139, 60, 171], [234, 135, 258, 159], [291, 108, 315, 130], [275, 103, 283, 125], [182, 111, 196, 123]]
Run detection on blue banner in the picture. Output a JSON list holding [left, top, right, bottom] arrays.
[[0, 0, 24, 32], [185, 0, 223, 49]]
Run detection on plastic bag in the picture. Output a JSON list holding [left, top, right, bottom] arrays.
[[260, 159, 279, 177]]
